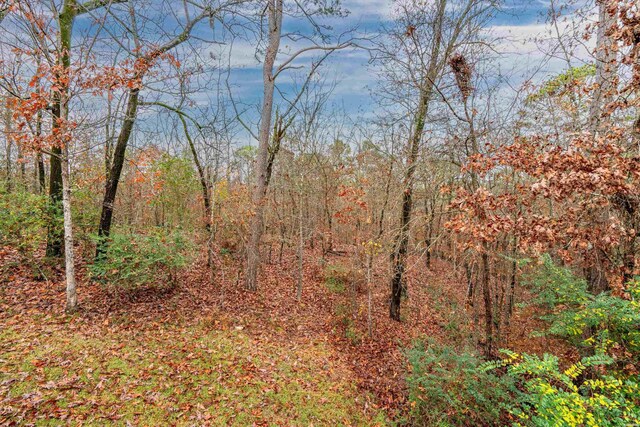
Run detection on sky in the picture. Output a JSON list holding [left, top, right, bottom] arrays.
[[217, 0, 596, 144], [9, 0, 594, 149]]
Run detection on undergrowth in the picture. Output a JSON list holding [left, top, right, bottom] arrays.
[[0, 319, 388, 426]]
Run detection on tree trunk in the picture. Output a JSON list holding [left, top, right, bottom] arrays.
[[53, 0, 78, 309], [46, 146, 64, 257], [3, 98, 12, 193], [96, 88, 140, 256], [481, 250, 493, 356], [244, 0, 282, 291], [585, 1, 618, 292], [17, 144, 25, 186], [367, 251, 373, 337], [505, 251, 517, 331], [377, 160, 393, 239], [36, 152, 46, 193], [179, 113, 211, 232], [36, 109, 46, 193], [46, 0, 76, 258], [297, 188, 303, 301], [389, 0, 446, 320], [589, 0, 618, 135], [61, 144, 77, 312], [424, 196, 435, 269], [586, 250, 610, 294], [390, 184, 414, 320], [390, 84, 431, 320], [464, 261, 474, 307]]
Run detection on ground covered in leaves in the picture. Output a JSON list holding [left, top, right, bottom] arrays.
[[1, 318, 385, 425], [0, 244, 555, 425]]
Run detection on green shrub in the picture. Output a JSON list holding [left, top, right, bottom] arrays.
[[90, 229, 192, 289], [0, 191, 48, 255], [324, 264, 348, 293], [345, 324, 362, 345], [476, 256, 640, 427], [72, 185, 102, 243], [406, 256, 640, 427], [406, 340, 516, 426], [482, 350, 640, 427], [526, 254, 591, 308], [528, 255, 640, 360]]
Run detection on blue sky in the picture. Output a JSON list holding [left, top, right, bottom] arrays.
[[62, 0, 595, 148], [217, 0, 595, 145]]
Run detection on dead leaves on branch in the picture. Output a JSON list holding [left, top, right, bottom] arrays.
[[448, 125, 639, 269]]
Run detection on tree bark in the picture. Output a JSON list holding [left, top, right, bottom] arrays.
[[37, 151, 46, 193], [55, 0, 80, 309], [3, 97, 12, 193], [377, 160, 393, 239], [36, 109, 46, 193], [244, 0, 282, 291], [61, 144, 77, 312], [424, 195, 435, 269], [481, 250, 493, 355], [96, 88, 139, 256], [390, 0, 445, 321], [178, 112, 211, 232], [589, 0, 618, 135], [46, 0, 75, 258], [297, 186, 303, 301], [46, 149, 64, 256], [367, 251, 373, 337]]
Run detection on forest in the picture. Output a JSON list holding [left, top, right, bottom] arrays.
[[0, 0, 639, 425]]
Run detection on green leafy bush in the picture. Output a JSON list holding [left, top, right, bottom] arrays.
[[0, 191, 48, 255], [324, 264, 349, 293], [473, 256, 640, 426], [526, 254, 591, 308], [528, 255, 640, 360], [406, 340, 516, 426], [406, 254, 640, 427], [482, 350, 640, 427], [90, 230, 192, 289], [72, 185, 102, 243]]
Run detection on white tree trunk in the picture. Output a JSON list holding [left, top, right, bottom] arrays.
[[245, 0, 283, 291], [61, 145, 77, 312]]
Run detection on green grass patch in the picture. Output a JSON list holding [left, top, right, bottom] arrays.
[[324, 264, 351, 293], [0, 319, 387, 426]]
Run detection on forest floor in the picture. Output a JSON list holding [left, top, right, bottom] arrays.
[[0, 244, 566, 426]]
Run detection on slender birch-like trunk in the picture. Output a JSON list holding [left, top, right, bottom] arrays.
[[244, 0, 282, 291], [46, 0, 76, 257], [61, 144, 77, 312]]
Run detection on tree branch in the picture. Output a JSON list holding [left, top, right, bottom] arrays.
[[274, 42, 352, 79]]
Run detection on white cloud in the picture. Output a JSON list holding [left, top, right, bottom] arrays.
[[342, 0, 394, 19], [485, 9, 597, 89]]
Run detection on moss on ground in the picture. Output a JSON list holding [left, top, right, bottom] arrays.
[[0, 319, 387, 426]]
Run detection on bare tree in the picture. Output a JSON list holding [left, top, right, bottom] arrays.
[[378, 0, 494, 320], [242, 0, 352, 291], [95, 0, 244, 256]]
